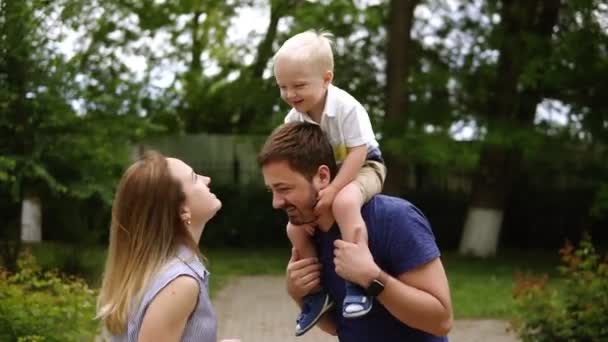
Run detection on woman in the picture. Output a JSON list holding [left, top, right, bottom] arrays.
[[97, 150, 222, 341]]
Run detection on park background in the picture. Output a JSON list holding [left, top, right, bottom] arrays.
[[1, 0, 607, 340]]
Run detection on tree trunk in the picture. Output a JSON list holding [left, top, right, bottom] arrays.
[[250, 0, 286, 79], [385, 0, 417, 123], [21, 194, 42, 242], [383, 0, 418, 195], [460, 146, 522, 256], [459, 0, 560, 257]]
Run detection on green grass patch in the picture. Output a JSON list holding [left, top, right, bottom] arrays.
[[13, 242, 562, 319], [443, 249, 561, 319]]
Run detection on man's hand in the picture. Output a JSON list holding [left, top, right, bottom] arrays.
[[314, 185, 338, 215], [333, 228, 380, 287], [286, 248, 322, 301]]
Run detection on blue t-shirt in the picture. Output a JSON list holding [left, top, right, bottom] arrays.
[[314, 195, 448, 342]]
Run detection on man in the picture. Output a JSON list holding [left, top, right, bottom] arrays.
[[257, 122, 453, 341]]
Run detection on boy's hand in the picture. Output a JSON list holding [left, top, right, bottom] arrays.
[[315, 185, 338, 215], [302, 224, 316, 236]]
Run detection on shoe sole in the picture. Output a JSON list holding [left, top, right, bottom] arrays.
[[342, 300, 373, 319], [295, 296, 334, 337]]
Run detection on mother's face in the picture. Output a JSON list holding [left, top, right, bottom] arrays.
[[167, 158, 221, 226]]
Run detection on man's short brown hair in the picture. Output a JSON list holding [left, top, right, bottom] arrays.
[[257, 122, 337, 181]]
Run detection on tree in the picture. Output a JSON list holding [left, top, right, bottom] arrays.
[[459, 0, 561, 256], [383, 0, 420, 194], [0, 0, 151, 269]]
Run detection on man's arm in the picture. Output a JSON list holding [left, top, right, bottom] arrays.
[[286, 248, 338, 336], [374, 258, 453, 336], [333, 231, 453, 337]]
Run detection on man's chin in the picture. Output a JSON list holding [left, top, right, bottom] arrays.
[[289, 218, 316, 226]]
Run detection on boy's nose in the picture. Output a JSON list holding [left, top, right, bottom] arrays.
[[286, 89, 296, 99]]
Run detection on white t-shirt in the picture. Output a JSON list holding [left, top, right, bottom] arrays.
[[284, 84, 379, 164]]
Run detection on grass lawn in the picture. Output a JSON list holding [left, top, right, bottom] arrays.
[[21, 243, 561, 319], [443, 249, 560, 319]]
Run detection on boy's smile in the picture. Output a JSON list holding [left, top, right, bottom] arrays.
[[274, 56, 332, 120]]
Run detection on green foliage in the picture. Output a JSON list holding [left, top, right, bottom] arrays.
[[512, 234, 608, 341], [204, 184, 287, 247], [0, 250, 99, 341], [591, 183, 608, 219]]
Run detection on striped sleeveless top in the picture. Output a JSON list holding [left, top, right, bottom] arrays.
[[112, 245, 217, 342]]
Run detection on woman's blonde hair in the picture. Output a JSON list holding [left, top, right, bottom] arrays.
[[97, 150, 200, 334], [273, 29, 335, 74]]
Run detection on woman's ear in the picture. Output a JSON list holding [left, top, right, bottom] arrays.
[[180, 206, 191, 224]]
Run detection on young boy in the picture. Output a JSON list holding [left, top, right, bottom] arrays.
[[273, 30, 387, 336]]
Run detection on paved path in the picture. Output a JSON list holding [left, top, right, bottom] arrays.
[[213, 275, 519, 342]]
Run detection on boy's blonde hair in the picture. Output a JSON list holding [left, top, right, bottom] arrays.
[[273, 30, 334, 75]]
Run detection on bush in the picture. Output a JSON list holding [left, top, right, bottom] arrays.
[[0, 249, 99, 341], [512, 234, 608, 341]]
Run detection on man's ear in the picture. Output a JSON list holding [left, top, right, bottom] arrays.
[[314, 165, 332, 189]]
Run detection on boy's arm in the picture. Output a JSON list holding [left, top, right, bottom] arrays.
[[317, 145, 366, 206], [331, 144, 367, 192]]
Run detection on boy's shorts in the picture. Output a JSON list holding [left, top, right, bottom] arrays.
[[354, 160, 386, 203]]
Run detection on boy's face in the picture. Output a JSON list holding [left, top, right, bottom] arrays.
[[274, 56, 332, 117]]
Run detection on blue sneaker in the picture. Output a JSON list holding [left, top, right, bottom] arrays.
[[342, 281, 372, 318], [295, 290, 334, 336]]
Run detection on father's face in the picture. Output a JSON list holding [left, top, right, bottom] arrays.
[[262, 160, 318, 225]]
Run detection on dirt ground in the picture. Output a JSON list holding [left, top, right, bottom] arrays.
[[213, 275, 519, 342]]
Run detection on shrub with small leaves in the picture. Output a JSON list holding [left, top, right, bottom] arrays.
[[512, 234, 608, 341], [0, 249, 99, 341]]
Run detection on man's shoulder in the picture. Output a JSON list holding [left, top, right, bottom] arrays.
[[363, 195, 428, 230], [365, 194, 413, 213]]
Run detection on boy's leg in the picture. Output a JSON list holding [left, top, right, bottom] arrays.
[[333, 161, 385, 318], [286, 222, 333, 336], [286, 222, 318, 260], [333, 184, 374, 318]]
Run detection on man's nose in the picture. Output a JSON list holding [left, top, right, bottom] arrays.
[[272, 193, 285, 209]]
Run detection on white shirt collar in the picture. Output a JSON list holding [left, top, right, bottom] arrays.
[[293, 84, 338, 122]]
